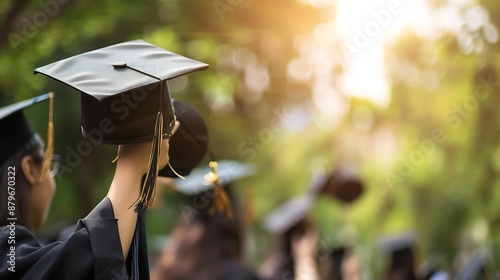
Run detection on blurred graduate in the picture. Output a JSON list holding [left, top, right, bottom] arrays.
[[151, 160, 261, 280], [259, 166, 364, 280]]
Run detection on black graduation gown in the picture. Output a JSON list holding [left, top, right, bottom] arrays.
[[222, 261, 261, 280], [0, 197, 149, 280]]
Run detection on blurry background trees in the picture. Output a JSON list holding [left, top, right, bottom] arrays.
[[1, 0, 499, 276]]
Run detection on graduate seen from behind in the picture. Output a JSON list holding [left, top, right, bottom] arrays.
[[151, 160, 260, 280], [0, 40, 209, 279], [0, 92, 179, 279]]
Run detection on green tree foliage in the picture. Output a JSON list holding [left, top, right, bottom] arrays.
[[1, 0, 500, 276]]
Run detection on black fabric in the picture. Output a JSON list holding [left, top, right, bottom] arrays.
[[0, 93, 50, 167], [222, 261, 261, 280], [0, 197, 149, 280], [0, 112, 34, 166], [125, 213, 150, 280], [158, 100, 208, 178]]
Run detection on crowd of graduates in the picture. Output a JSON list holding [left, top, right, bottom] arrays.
[[0, 40, 495, 280]]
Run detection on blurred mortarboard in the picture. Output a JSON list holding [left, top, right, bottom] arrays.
[[174, 160, 256, 195], [34, 40, 209, 210], [0, 93, 54, 182], [262, 195, 315, 234], [172, 160, 256, 218], [309, 166, 364, 203]]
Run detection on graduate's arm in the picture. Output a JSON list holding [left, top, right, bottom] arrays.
[[107, 121, 179, 259]]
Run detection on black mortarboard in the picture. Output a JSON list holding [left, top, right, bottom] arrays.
[[262, 195, 315, 234], [172, 160, 256, 218], [310, 166, 364, 203], [35, 40, 208, 144], [34, 40, 209, 210], [0, 93, 54, 182]]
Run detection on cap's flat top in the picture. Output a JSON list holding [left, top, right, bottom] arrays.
[[35, 40, 209, 101], [263, 195, 315, 234], [0, 93, 50, 119], [175, 160, 256, 195]]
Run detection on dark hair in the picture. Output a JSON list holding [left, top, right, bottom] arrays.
[[0, 135, 44, 229], [260, 219, 313, 280], [155, 185, 245, 280]]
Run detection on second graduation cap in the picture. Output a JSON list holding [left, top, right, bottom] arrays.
[[173, 160, 256, 218], [262, 195, 315, 234], [174, 160, 256, 195], [0, 93, 54, 183], [35, 40, 209, 210]]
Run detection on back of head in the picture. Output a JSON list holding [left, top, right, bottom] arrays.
[[0, 134, 44, 228], [153, 185, 245, 280], [0, 94, 53, 229]]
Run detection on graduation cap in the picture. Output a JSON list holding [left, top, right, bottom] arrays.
[[34, 40, 209, 211], [262, 195, 315, 234], [174, 160, 256, 194], [172, 160, 256, 218], [0, 93, 54, 183], [310, 166, 364, 203]]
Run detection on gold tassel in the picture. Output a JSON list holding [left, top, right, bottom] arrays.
[[205, 161, 233, 219], [37, 92, 54, 184], [132, 111, 163, 212]]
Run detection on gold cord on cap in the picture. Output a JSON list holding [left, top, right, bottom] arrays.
[[204, 161, 233, 219], [37, 92, 54, 184], [167, 162, 185, 180]]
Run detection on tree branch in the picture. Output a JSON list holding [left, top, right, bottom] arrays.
[[0, 0, 31, 50]]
